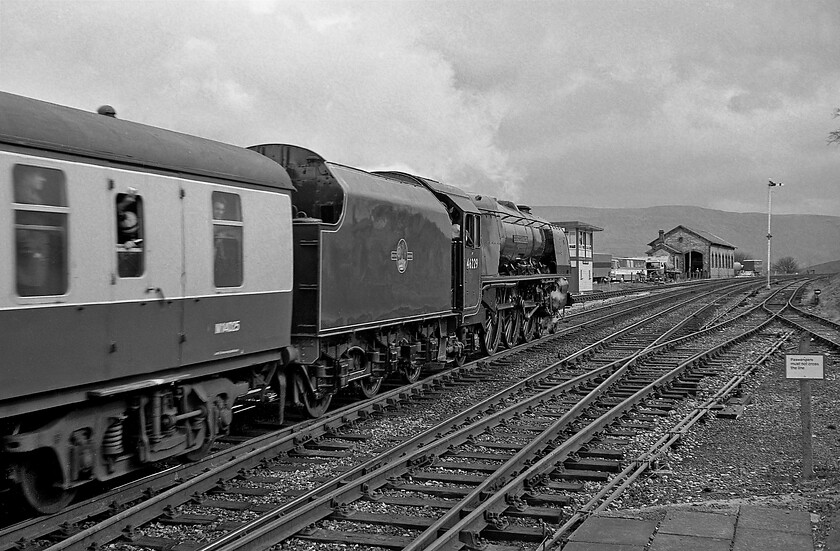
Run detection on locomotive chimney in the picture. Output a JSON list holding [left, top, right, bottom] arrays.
[[97, 105, 117, 118]]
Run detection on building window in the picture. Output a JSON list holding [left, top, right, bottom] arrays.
[[13, 164, 68, 296], [116, 192, 145, 277], [212, 191, 243, 287]]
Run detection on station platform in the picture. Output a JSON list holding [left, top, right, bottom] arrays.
[[564, 504, 814, 551]]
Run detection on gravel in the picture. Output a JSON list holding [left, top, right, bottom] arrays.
[[613, 330, 840, 550], [103, 286, 838, 550]]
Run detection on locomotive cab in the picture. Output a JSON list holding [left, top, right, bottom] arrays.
[[375, 172, 483, 321]]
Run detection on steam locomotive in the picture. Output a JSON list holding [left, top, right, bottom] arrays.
[[0, 91, 570, 514]]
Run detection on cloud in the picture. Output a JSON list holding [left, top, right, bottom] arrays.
[[1, 0, 838, 215]]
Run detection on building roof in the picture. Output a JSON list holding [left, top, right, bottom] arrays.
[[647, 225, 736, 249], [554, 220, 604, 232], [647, 243, 682, 255]]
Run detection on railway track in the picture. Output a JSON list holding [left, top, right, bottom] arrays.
[[191, 285, 787, 551], [0, 279, 777, 550], [772, 282, 840, 350]]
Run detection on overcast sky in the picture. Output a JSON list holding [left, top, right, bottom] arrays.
[[1, 0, 838, 215]]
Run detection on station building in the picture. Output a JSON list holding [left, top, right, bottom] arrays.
[[646, 226, 736, 280], [555, 220, 603, 293]]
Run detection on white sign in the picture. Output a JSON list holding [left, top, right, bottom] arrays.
[[785, 354, 825, 379]]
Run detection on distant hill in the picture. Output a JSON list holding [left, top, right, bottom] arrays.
[[807, 259, 840, 274], [531, 205, 840, 268]]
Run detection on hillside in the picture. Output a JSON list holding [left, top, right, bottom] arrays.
[[531, 205, 840, 269], [806, 259, 840, 274], [803, 274, 840, 322]]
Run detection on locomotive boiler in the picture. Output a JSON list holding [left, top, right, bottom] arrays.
[[467, 194, 572, 353]]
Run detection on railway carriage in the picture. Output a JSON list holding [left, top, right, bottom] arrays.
[[0, 92, 296, 513]]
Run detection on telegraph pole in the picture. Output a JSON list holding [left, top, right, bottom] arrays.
[[767, 180, 783, 289]]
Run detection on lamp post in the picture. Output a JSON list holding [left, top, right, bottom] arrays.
[[767, 180, 783, 289]]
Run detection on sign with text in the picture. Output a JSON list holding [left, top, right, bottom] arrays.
[[785, 354, 825, 379]]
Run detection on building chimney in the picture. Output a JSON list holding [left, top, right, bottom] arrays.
[[658, 229, 664, 240]]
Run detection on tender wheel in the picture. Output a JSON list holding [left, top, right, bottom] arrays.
[[400, 360, 423, 383], [302, 388, 332, 418], [293, 372, 333, 418], [14, 451, 76, 515], [346, 350, 382, 398], [480, 310, 501, 355], [354, 376, 382, 398]]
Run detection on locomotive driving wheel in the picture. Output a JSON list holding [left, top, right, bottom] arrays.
[[501, 308, 522, 348], [480, 310, 501, 355], [14, 450, 76, 514], [522, 313, 539, 343]]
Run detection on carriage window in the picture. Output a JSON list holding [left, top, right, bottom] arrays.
[[13, 165, 69, 296], [116, 192, 145, 277], [212, 191, 243, 287]]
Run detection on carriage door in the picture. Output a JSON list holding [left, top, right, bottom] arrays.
[[107, 175, 183, 377], [461, 213, 481, 316]]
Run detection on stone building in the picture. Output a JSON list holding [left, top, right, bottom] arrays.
[[647, 226, 736, 280]]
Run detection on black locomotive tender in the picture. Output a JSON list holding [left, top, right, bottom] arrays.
[[0, 92, 571, 513]]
